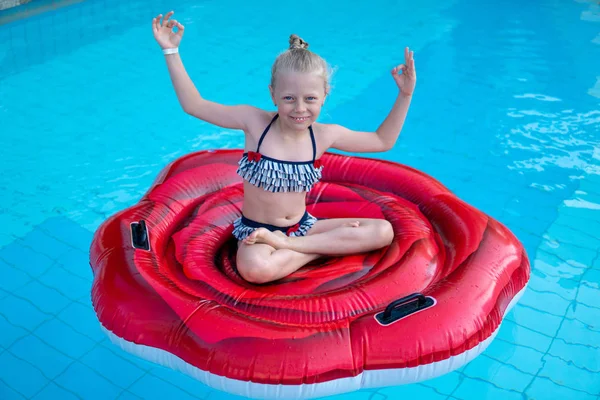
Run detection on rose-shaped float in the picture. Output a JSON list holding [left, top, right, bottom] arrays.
[[90, 149, 529, 399]]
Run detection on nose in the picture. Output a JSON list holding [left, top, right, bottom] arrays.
[[294, 101, 307, 113]]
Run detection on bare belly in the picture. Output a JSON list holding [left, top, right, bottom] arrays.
[[241, 181, 307, 226]]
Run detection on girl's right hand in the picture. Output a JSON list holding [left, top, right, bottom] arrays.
[[152, 11, 184, 49]]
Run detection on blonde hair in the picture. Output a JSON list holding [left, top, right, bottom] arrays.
[[270, 34, 331, 94]]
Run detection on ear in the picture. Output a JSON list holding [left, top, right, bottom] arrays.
[[269, 85, 276, 105]]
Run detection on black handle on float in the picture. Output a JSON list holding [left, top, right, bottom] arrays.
[[382, 293, 426, 321], [375, 292, 435, 325], [131, 220, 150, 250]]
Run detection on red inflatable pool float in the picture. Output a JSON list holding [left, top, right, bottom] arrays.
[[90, 149, 529, 399]]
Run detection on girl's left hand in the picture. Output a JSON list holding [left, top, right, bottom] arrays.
[[391, 47, 416, 96]]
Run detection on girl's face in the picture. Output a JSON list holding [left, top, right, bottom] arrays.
[[270, 71, 327, 132]]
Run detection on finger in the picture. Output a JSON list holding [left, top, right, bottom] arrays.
[[162, 10, 174, 27], [410, 50, 414, 62], [176, 22, 185, 36], [404, 47, 409, 61], [170, 19, 179, 32], [153, 15, 162, 33]]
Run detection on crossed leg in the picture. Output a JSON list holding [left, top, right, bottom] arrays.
[[236, 218, 393, 284]]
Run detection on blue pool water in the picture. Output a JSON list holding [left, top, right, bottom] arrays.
[[1, 0, 599, 398]]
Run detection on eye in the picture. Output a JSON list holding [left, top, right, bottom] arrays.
[[306, 96, 317, 101], [283, 96, 294, 101]]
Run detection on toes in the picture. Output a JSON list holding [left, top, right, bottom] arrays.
[[245, 228, 266, 245], [244, 231, 259, 245]]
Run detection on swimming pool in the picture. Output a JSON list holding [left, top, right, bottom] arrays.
[[1, 0, 599, 398]]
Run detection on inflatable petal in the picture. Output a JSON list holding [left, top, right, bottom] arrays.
[[90, 150, 529, 399]]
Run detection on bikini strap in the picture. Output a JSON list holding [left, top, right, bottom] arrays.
[[256, 114, 279, 152], [309, 125, 317, 162]]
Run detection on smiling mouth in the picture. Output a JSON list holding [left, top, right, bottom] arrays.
[[291, 116, 310, 122]]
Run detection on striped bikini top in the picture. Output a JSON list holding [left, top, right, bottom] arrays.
[[237, 114, 324, 193]]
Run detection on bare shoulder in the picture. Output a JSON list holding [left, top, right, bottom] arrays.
[[312, 122, 344, 153], [239, 107, 270, 130], [244, 110, 276, 141]]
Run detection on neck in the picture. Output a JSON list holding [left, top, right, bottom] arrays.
[[275, 116, 309, 140]]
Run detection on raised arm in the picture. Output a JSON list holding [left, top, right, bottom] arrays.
[[329, 47, 417, 153], [153, 11, 261, 131]]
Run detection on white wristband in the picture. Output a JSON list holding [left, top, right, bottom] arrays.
[[162, 48, 179, 55]]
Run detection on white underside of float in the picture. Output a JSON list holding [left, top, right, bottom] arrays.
[[102, 285, 527, 400]]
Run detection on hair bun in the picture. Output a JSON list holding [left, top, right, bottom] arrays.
[[289, 34, 309, 50]]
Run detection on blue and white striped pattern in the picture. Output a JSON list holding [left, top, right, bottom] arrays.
[[232, 213, 318, 241], [236, 153, 323, 193]]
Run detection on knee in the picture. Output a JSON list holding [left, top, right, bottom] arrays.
[[375, 220, 394, 246], [238, 258, 275, 284]]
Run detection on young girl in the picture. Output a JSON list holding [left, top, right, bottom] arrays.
[[152, 11, 416, 284]]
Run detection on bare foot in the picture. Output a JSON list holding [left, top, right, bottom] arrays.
[[273, 230, 288, 239], [243, 228, 289, 249]]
